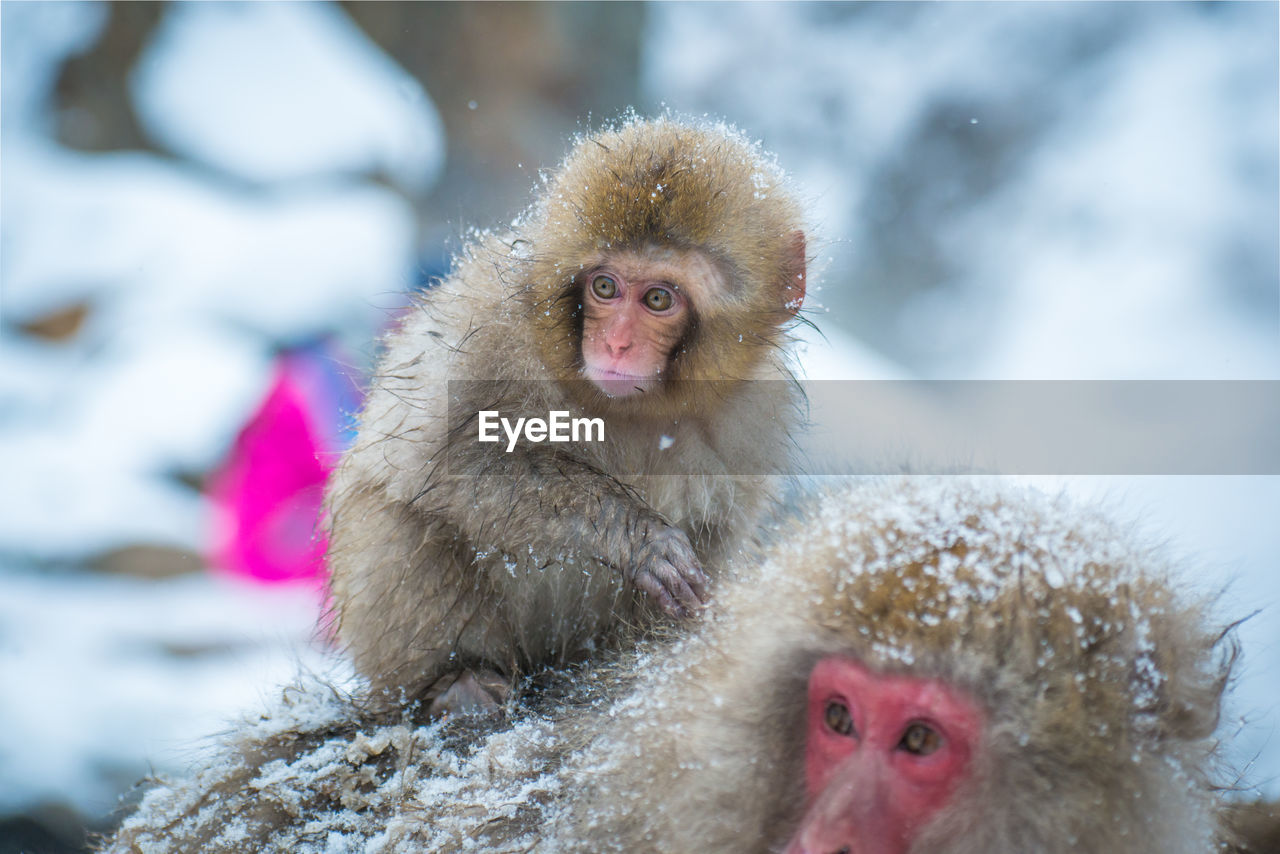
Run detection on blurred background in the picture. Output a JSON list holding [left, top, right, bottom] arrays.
[[1, 2, 1276, 851]]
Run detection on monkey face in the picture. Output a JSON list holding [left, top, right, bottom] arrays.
[[786, 655, 982, 854], [578, 246, 723, 397], [580, 268, 687, 396]]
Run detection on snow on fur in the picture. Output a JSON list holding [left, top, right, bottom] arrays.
[[107, 478, 1233, 853]]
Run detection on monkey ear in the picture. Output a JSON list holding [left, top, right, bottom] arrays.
[[781, 230, 806, 315]]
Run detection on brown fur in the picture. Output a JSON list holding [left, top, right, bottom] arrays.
[[1222, 798, 1280, 853], [107, 479, 1236, 853], [559, 478, 1234, 853], [325, 115, 808, 703]]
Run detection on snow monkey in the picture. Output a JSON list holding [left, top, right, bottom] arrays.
[[109, 480, 1236, 854], [558, 478, 1235, 853], [325, 116, 809, 713]]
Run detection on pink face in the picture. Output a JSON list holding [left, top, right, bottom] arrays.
[[579, 266, 691, 398], [784, 656, 983, 854]]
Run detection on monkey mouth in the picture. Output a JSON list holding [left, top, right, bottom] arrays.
[[582, 367, 657, 397]]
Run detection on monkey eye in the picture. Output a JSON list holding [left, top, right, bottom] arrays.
[[824, 700, 856, 737], [591, 275, 618, 299], [643, 287, 674, 312], [898, 722, 942, 756]]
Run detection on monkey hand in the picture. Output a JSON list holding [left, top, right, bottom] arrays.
[[627, 525, 708, 618]]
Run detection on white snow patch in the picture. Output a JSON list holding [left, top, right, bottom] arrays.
[[0, 568, 335, 815], [130, 2, 444, 191], [2, 140, 417, 334]]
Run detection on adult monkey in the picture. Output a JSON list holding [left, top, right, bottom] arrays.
[[326, 116, 809, 713], [109, 480, 1237, 853], [560, 479, 1235, 853]]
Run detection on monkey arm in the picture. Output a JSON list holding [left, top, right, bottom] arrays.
[[327, 439, 707, 703], [417, 444, 709, 617]]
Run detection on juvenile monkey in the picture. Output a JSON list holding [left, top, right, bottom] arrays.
[[325, 116, 808, 711], [109, 479, 1237, 854]]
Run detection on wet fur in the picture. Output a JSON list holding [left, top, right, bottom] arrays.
[[109, 480, 1236, 853], [326, 116, 809, 702], [564, 479, 1234, 852]]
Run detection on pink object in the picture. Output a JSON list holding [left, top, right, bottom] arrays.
[[208, 342, 361, 583]]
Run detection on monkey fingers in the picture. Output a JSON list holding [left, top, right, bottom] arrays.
[[628, 527, 708, 617]]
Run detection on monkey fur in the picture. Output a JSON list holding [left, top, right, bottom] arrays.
[[108, 478, 1237, 853], [1221, 798, 1280, 854], [325, 116, 808, 705]]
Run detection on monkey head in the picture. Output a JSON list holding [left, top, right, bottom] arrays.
[[520, 116, 807, 415], [574, 479, 1234, 854], [768, 481, 1232, 854]]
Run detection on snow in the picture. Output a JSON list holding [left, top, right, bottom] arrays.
[[0, 567, 338, 816], [2, 139, 418, 337], [957, 11, 1280, 380], [130, 2, 444, 191]]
